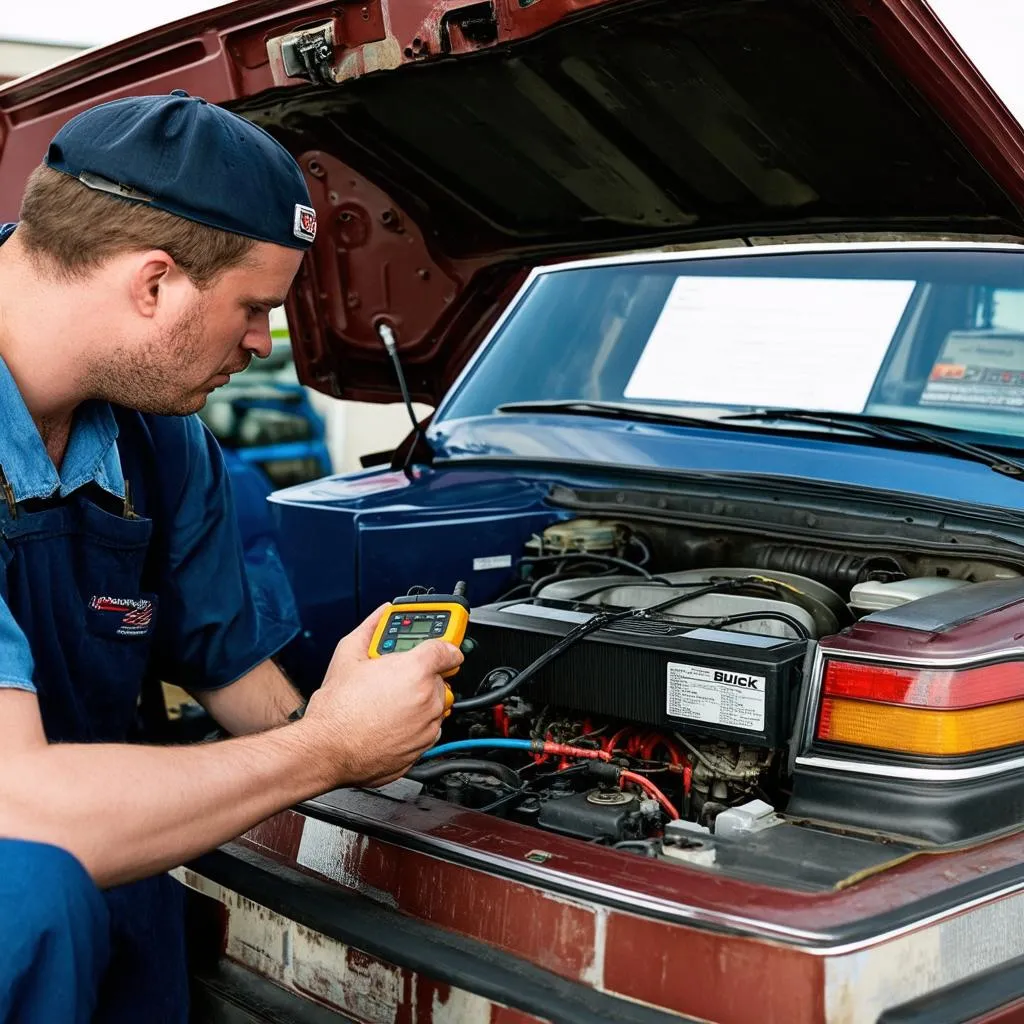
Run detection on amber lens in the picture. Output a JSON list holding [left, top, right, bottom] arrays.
[[818, 697, 1024, 756]]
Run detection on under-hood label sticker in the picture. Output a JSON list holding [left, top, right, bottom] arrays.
[[666, 661, 765, 732], [473, 554, 512, 571]]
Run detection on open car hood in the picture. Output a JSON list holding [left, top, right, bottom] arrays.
[[3, 0, 1024, 404]]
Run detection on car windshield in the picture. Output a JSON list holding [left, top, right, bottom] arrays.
[[438, 248, 1024, 448]]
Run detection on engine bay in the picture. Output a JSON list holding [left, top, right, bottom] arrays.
[[411, 517, 1023, 862]]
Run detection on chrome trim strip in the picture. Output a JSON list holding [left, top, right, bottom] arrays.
[[795, 641, 828, 757], [823, 879, 1024, 958], [302, 794, 824, 945], [299, 793, 1024, 957], [794, 753, 1024, 782], [815, 644, 1024, 669]]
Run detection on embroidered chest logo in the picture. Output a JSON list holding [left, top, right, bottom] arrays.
[[89, 596, 154, 637]]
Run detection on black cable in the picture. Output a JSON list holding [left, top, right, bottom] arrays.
[[452, 578, 763, 713], [528, 569, 634, 599], [628, 577, 769, 616], [519, 553, 654, 579], [712, 610, 811, 640], [476, 789, 529, 815], [452, 609, 633, 711], [627, 534, 651, 566], [495, 583, 534, 602], [567, 578, 690, 604], [405, 759, 522, 790]]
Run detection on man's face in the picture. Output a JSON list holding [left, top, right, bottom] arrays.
[[99, 242, 304, 416]]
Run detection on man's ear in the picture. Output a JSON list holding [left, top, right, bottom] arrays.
[[128, 250, 176, 318]]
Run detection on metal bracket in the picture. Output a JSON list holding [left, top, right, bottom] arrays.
[[280, 23, 336, 85]]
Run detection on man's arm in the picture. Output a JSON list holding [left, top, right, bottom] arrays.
[[190, 658, 303, 735], [0, 608, 461, 889]]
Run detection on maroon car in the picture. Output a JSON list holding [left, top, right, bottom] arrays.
[[5, 2, 1024, 1022]]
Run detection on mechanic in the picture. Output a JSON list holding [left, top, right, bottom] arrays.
[[0, 91, 461, 1024]]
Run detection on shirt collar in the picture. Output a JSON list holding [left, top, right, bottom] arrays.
[[0, 357, 125, 503]]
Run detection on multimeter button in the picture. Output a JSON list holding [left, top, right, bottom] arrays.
[[387, 626, 399, 635], [381, 639, 396, 651], [431, 624, 445, 635], [401, 618, 412, 627]]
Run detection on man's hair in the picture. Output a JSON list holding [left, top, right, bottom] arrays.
[[18, 165, 256, 286]]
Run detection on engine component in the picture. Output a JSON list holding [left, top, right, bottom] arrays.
[[533, 788, 647, 842], [739, 543, 906, 590], [461, 601, 807, 747], [713, 798, 780, 839], [526, 519, 628, 556], [660, 820, 717, 866], [536, 567, 844, 639], [405, 758, 521, 790], [849, 576, 970, 612], [679, 740, 772, 817]]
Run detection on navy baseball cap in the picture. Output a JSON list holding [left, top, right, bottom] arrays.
[[45, 90, 316, 250]]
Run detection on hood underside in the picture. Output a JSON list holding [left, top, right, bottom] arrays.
[[3, 0, 1024, 402]]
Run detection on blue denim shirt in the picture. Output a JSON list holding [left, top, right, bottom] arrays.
[[0, 349, 133, 691], [0, 222, 299, 696]]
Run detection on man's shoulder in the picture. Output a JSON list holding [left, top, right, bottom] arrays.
[[114, 408, 210, 456], [112, 409, 218, 509]]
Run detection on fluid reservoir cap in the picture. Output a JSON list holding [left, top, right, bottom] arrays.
[[713, 799, 780, 840], [850, 577, 970, 612]]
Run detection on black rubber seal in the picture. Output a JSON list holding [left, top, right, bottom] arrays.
[[191, 961, 350, 1023], [789, 763, 1024, 845], [189, 843, 696, 1024]]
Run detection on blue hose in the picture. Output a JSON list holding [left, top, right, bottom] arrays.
[[419, 738, 535, 761]]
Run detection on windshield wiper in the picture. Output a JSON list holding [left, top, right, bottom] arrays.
[[497, 400, 1024, 479], [496, 400, 725, 431], [721, 408, 1024, 479]]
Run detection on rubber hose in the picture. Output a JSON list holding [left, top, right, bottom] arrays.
[[406, 758, 522, 789]]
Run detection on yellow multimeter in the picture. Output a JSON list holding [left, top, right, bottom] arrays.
[[368, 582, 471, 680]]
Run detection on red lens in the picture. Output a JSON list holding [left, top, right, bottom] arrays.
[[823, 659, 1024, 710]]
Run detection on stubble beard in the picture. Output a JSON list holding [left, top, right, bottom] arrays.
[[90, 301, 213, 416]]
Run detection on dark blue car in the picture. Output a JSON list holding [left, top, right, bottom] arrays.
[[273, 243, 1024, 695]]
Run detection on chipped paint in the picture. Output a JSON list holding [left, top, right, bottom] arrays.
[[179, 872, 510, 1022], [825, 890, 1024, 1023], [430, 986, 493, 1024], [293, 930, 402, 1020], [333, 37, 404, 82], [297, 816, 398, 907], [580, 906, 607, 989]]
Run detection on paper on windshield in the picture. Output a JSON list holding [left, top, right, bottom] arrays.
[[623, 276, 917, 412]]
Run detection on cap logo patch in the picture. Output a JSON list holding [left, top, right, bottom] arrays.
[[293, 204, 317, 242]]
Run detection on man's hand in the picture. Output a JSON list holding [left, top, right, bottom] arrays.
[[299, 605, 463, 788]]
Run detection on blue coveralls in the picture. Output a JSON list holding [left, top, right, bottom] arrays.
[[0, 222, 301, 1024]]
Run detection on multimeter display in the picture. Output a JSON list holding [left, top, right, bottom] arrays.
[[376, 611, 452, 654], [368, 583, 470, 682]]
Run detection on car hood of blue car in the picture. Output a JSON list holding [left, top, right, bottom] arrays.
[[427, 412, 1024, 515]]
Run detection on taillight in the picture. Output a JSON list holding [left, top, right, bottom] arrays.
[[815, 659, 1024, 756]]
